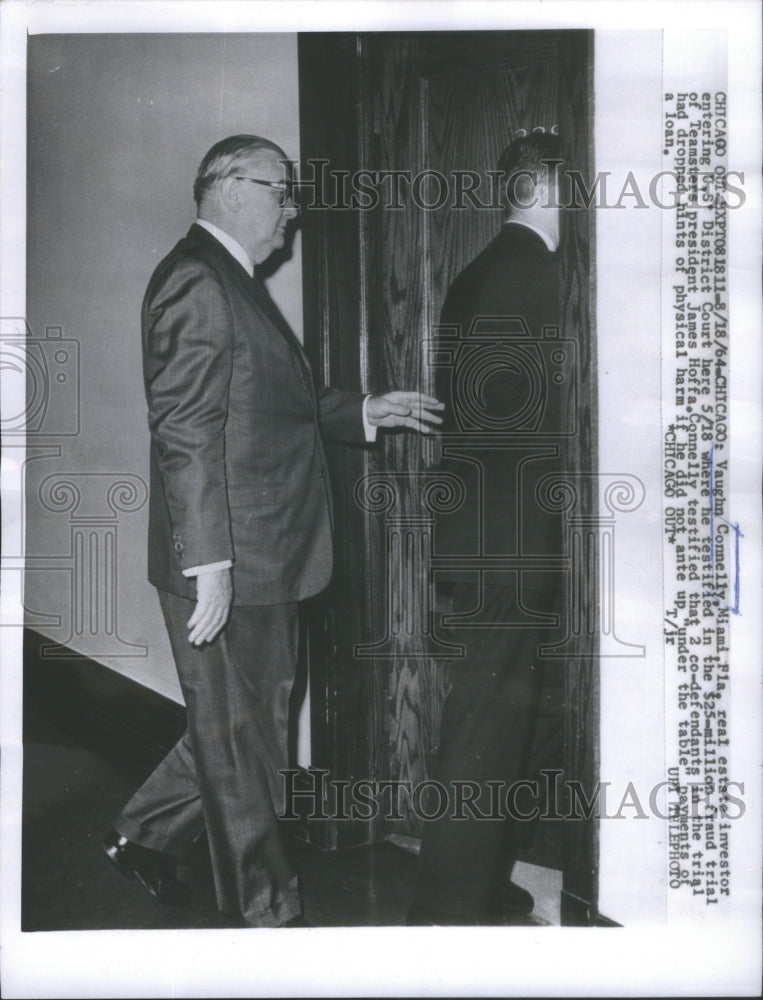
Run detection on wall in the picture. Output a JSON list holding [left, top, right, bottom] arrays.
[[25, 34, 303, 701]]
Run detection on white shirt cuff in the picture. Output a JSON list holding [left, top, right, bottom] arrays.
[[362, 394, 378, 443], [182, 559, 233, 578]]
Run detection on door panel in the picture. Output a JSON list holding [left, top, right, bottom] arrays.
[[556, 31, 599, 922], [427, 60, 558, 300], [359, 34, 562, 842], [299, 30, 598, 917]]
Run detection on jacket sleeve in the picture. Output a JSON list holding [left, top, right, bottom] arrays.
[[142, 258, 234, 571], [317, 386, 367, 443], [435, 281, 464, 437]]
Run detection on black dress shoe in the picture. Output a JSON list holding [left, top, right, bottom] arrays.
[[103, 829, 193, 907], [501, 880, 534, 915]]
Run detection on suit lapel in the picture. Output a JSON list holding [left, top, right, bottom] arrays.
[[186, 224, 312, 380], [248, 270, 310, 371]]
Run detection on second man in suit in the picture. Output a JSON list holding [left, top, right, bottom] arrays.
[[410, 132, 567, 925]]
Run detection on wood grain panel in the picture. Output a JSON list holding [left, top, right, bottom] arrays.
[[360, 35, 564, 838], [556, 30, 600, 921], [299, 34, 388, 847], [360, 36, 440, 837]]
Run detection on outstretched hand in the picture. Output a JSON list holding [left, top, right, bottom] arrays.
[[366, 391, 444, 434]]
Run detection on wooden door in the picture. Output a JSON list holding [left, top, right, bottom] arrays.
[[299, 30, 598, 920]]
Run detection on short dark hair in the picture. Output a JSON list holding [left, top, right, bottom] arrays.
[[497, 132, 561, 213], [193, 134, 289, 207]]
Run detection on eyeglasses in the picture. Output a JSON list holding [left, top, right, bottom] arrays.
[[234, 176, 296, 208]]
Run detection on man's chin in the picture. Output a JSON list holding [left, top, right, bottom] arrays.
[[259, 231, 287, 263]]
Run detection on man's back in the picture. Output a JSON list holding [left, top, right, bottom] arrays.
[[440, 222, 560, 343], [434, 222, 564, 566]]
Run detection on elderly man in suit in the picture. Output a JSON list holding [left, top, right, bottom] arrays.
[[103, 134, 443, 928], [409, 132, 566, 925]]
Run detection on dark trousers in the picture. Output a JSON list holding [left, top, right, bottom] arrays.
[[114, 590, 300, 927], [415, 582, 563, 920]]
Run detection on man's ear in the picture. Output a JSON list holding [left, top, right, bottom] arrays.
[[219, 176, 242, 214]]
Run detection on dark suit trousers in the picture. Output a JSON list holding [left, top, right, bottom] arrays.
[[113, 590, 300, 927], [415, 582, 562, 920]]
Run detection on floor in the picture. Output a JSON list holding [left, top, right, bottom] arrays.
[[21, 683, 561, 931]]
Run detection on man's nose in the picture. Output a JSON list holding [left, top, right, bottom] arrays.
[[282, 197, 298, 219]]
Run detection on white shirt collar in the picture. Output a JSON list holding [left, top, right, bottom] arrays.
[[503, 218, 558, 252], [195, 218, 254, 277]]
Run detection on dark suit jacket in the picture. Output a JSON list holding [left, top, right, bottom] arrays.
[[143, 223, 365, 606], [434, 222, 565, 581]]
